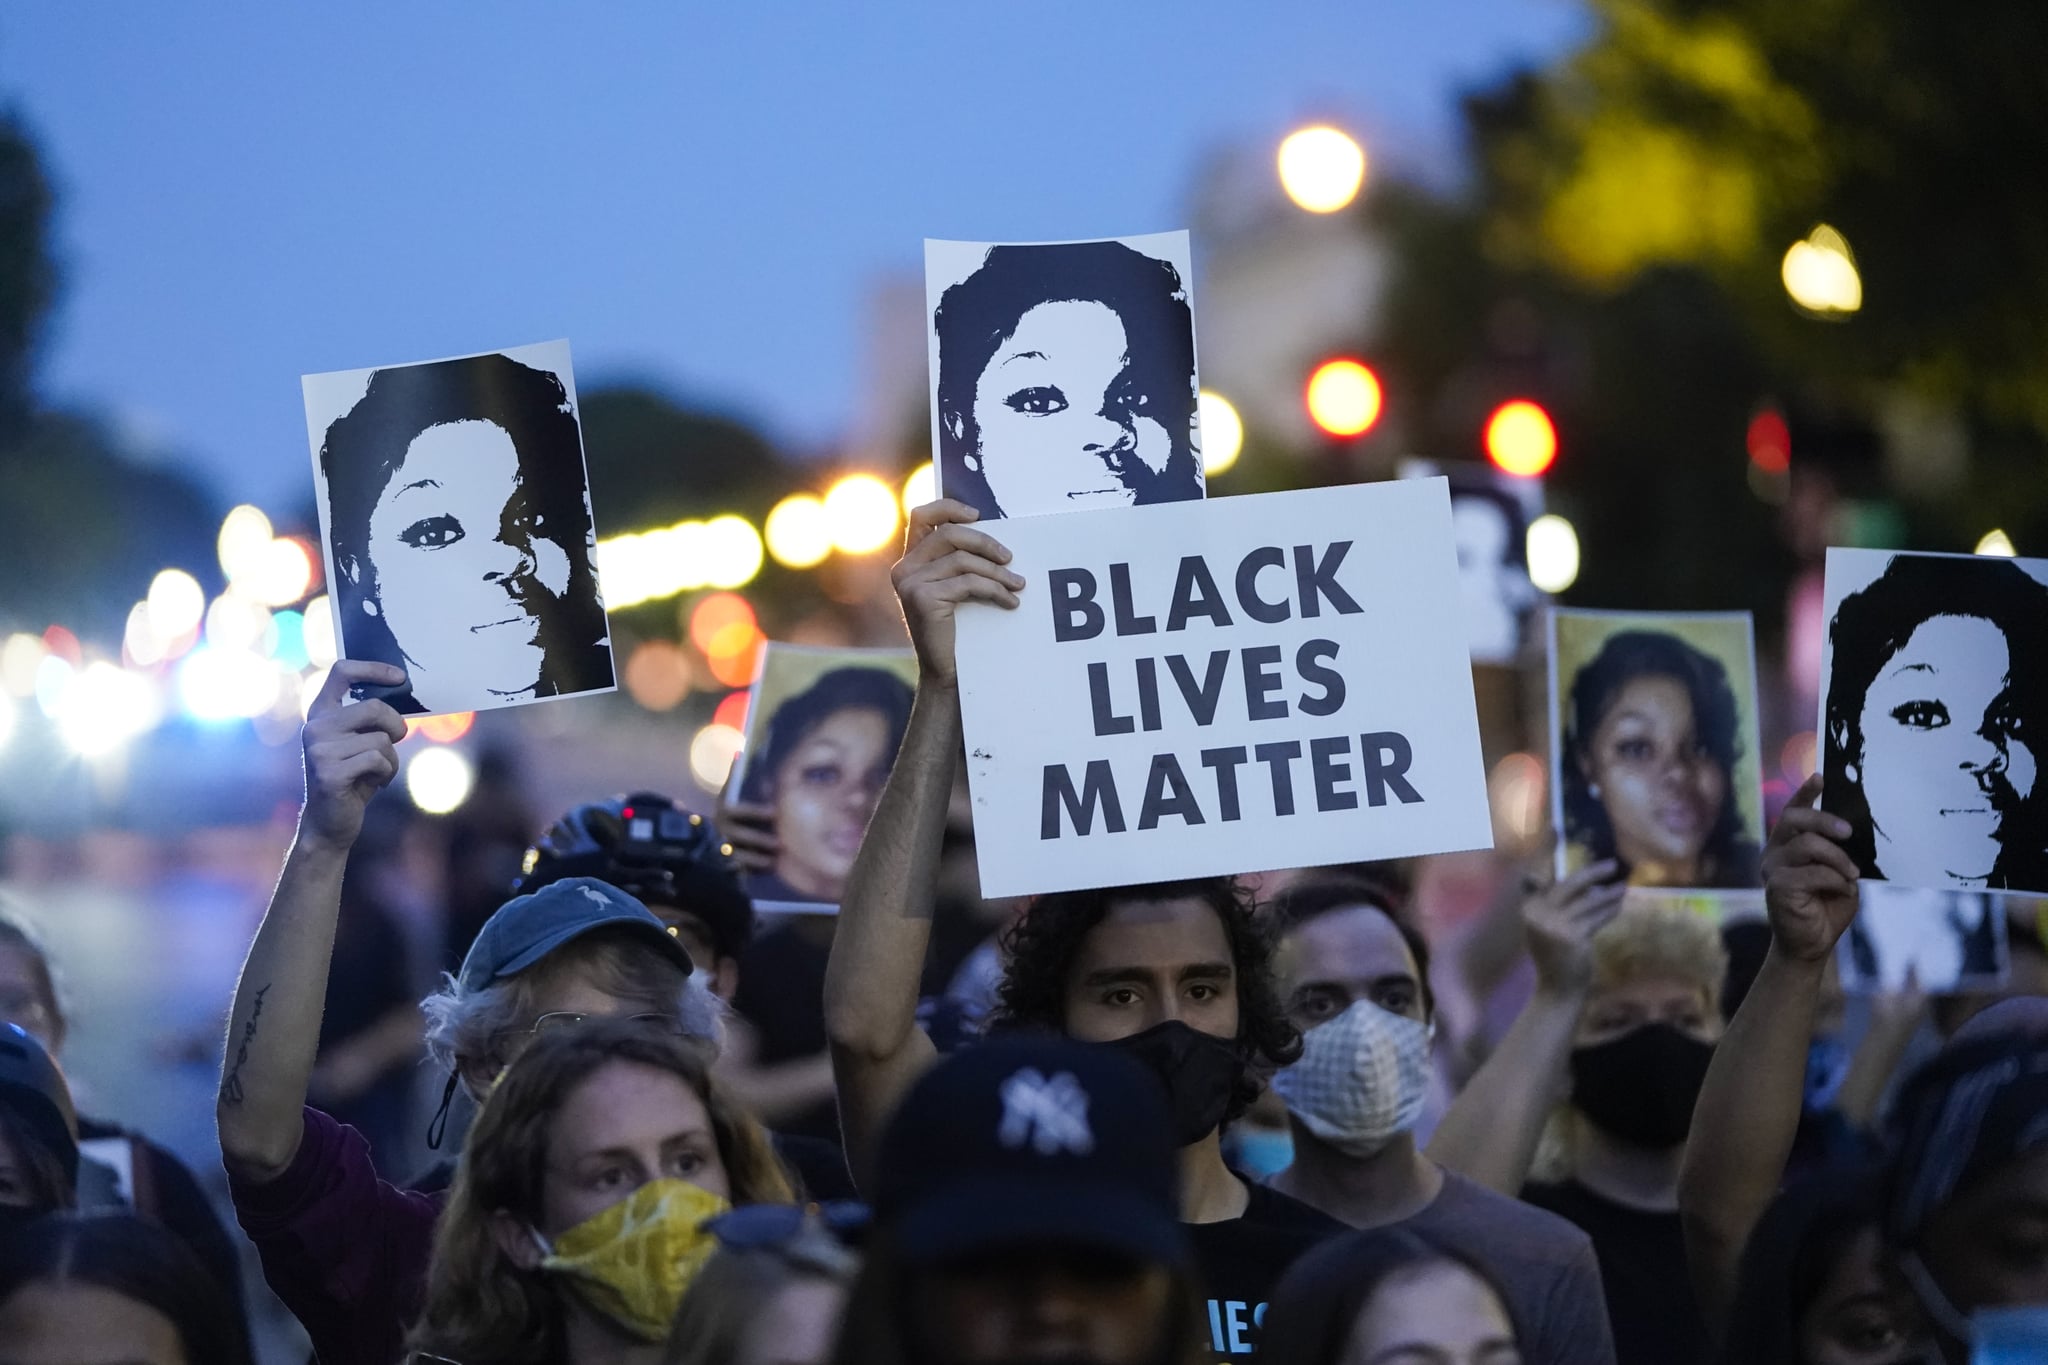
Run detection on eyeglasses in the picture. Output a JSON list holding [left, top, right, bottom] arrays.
[[489, 1010, 683, 1050], [705, 1200, 870, 1251]]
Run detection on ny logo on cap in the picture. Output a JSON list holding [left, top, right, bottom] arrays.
[[997, 1068, 1094, 1157]]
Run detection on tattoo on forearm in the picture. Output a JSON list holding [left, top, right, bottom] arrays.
[[221, 983, 270, 1105]]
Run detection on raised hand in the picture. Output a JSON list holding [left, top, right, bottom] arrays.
[[716, 792, 779, 875], [1762, 773, 1861, 964], [300, 660, 408, 851], [889, 499, 1024, 687], [1523, 855, 1629, 997]]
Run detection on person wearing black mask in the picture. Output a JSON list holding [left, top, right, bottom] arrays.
[[825, 499, 1343, 1361], [1522, 900, 1727, 1364]]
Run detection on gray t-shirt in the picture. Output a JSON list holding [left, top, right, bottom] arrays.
[[1404, 1169, 1618, 1365]]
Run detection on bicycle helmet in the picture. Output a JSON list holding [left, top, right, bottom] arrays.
[[516, 793, 754, 963]]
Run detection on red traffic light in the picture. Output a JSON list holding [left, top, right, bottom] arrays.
[[1306, 359, 1383, 438], [1484, 400, 1557, 477]]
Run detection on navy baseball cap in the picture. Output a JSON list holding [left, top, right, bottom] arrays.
[[873, 1036, 1187, 1268], [0, 1021, 77, 1185], [457, 876, 694, 992]]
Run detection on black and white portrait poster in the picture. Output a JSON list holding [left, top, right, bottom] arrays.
[[1837, 882, 2010, 994], [1400, 458, 1543, 665], [925, 231, 1205, 521], [1818, 548, 2048, 895], [303, 340, 616, 717], [1549, 609, 1764, 892], [727, 644, 919, 914]]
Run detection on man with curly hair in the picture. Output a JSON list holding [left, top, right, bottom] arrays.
[[825, 500, 1343, 1360]]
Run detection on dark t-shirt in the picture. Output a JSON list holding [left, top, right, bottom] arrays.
[[732, 923, 837, 1141], [1187, 1179, 1345, 1360], [1523, 1179, 1706, 1365]]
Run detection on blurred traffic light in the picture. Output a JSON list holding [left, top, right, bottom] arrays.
[[1483, 400, 1556, 477], [1745, 408, 1791, 474], [1306, 359, 1383, 438]]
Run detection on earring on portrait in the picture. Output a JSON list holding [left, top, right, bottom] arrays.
[[363, 599, 380, 618], [964, 454, 981, 473], [1589, 782, 1602, 799]]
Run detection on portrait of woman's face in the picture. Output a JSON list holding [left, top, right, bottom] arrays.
[[1450, 494, 1535, 664], [928, 233, 1202, 522], [1855, 614, 2034, 886], [309, 342, 614, 718], [769, 704, 894, 901], [1579, 674, 1730, 886], [971, 299, 1178, 517], [362, 419, 563, 709]]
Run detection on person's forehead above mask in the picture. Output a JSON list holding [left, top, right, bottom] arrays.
[[1060, 895, 1239, 1043], [1276, 902, 1428, 1027], [1579, 974, 1720, 1046]]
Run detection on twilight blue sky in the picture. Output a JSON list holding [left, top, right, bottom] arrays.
[[1, 3, 1587, 512]]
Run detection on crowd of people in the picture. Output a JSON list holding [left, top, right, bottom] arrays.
[[0, 497, 2044, 1365]]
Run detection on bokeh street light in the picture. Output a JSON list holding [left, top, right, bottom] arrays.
[[824, 474, 900, 554], [407, 745, 475, 815], [689, 722, 745, 792], [1198, 392, 1244, 475], [1278, 125, 1367, 213], [901, 462, 936, 517], [1527, 513, 1581, 593], [765, 494, 833, 569], [1484, 400, 1558, 478], [147, 569, 206, 642], [1782, 225, 1862, 317], [1976, 529, 2017, 557], [1305, 359, 1383, 438]]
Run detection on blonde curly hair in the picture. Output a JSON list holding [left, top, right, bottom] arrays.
[[1529, 899, 1729, 1182]]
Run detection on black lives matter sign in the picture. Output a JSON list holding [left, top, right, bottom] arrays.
[[955, 480, 1493, 897]]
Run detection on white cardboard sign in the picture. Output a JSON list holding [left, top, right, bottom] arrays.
[[954, 478, 1494, 897]]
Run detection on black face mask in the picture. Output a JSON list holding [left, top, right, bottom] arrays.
[[1101, 1020, 1243, 1146], [1570, 1021, 1715, 1149]]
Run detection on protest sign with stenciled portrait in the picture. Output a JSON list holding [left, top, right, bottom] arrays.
[[727, 642, 920, 914], [1818, 548, 2048, 898], [1399, 457, 1543, 666], [926, 230, 1205, 522], [951, 478, 1493, 899], [302, 339, 615, 717], [1548, 609, 1764, 893]]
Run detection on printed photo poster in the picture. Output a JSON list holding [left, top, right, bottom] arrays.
[[1837, 882, 2012, 994], [302, 339, 615, 717], [727, 643, 920, 914], [1818, 548, 2048, 896], [1549, 609, 1764, 892], [952, 477, 1494, 899], [1398, 458, 1544, 665], [926, 230, 1204, 522]]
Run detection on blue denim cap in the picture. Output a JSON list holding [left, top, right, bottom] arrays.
[[457, 876, 693, 992]]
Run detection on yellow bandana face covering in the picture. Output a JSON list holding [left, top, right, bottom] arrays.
[[536, 1178, 731, 1341]]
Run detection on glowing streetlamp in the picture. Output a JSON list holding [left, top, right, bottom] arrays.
[[1198, 392, 1244, 475], [1305, 360, 1383, 438], [1782, 225, 1862, 317], [1278, 126, 1367, 213]]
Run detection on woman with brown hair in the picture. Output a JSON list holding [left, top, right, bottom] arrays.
[[408, 1018, 795, 1365]]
